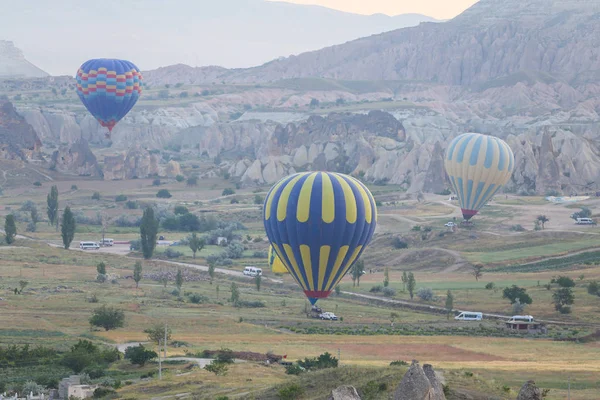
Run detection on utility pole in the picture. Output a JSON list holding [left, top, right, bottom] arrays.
[[164, 323, 168, 359], [158, 339, 162, 380]]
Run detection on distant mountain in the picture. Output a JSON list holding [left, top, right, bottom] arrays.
[[0, 0, 438, 76], [216, 0, 600, 85], [0, 41, 48, 78]]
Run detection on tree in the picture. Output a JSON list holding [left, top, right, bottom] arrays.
[[230, 282, 240, 305], [553, 287, 574, 314], [255, 274, 261, 291], [156, 189, 172, 198], [254, 194, 264, 205], [188, 233, 205, 259], [19, 280, 28, 293], [554, 276, 576, 288], [174, 205, 188, 215], [390, 312, 399, 327], [4, 214, 16, 244], [472, 264, 484, 281], [176, 269, 183, 291], [407, 272, 416, 300], [351, 260, 364, 287], [96, 262, 107, 276], [383, 267, 390, 287], [30, 207, 40, 224], [61, 206, 76, 249], [208, 261, 216, 284], [124, 344, 157, 366], [92, 191, 101, 200], [502, 285, 533, 305], [445, 290, 454, 320], [222, 188, 235, 196], [46, 185, 59, 226], [537, 215, 549, 229], [140, 207, 159, 259], [133, 261, 142, 288], [401, 271, 408, 292], [309, 98, 320, 108], [587, 281, 599, 295], [144, 324, 172, 346], [89, 305, 125, 331]]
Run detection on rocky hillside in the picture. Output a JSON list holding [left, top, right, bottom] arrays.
[[0, 41, 48, 78], [222, 0, 600, 85], [0, 99, 42, 160]]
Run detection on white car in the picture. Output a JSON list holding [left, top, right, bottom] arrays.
[[319, 312, 338, 321], [445, 222, 457, 227]]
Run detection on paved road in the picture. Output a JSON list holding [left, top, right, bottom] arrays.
[[342, 291, 600, 327]]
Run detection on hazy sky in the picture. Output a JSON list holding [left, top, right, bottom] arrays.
[[273, 0, 478, 20]]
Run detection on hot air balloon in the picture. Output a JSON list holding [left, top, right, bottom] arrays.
[[444, 133, 515, 221], [75, 59, 143, 139], [268, 245, 289, 274], [263, 171, 377, 305]]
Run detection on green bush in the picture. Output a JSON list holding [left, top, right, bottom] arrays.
[[187, 293, 209, 304], [93, 387, 117, 399], [222, 188, 235, 196], [587, 281, 599, 295], [175, 175, 185, 182], [156, 189, 172, 198], [204, 361, 228, 376], [390, 360, 409, 366], [125, 201, 138, 209], [393, 237, 408, 249], [284, 364, 304, 375], [370, 285, 383, 293], [485, 282, 495, 290], [115, 194, 127, 202], [277, 384, 304, 400]]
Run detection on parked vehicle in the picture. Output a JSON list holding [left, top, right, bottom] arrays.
[[454, 311, 482, 321], [79, 241, 100, 250], [506, 315, 534, 323], [575, 218, 596, 225], [243, 266, 263, 277], [319, 312, 338, 320], [445, 222, 457, 227], [100, 238, 114, 246]]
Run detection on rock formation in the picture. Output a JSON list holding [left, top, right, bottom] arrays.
[[50, 139, 102, 177], [394, 360, 446, 400], [0, 99, 42, 161], [0, 41, 48, 78], [516, 380, 542, 400], [103, 147, 161, 180], [328, 385, 362, 400]]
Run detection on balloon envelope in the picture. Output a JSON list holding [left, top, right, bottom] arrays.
[[268, 245, 289, 274], [75, 58, 142, 137], [444, 133, 514, 220], [263, 171, 377, 305]]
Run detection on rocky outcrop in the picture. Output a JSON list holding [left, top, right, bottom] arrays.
[[516, 380, 541, 400], [0, 41, 48, 78], [51, 139, 102, 177], [0, 100, 42, 161], [328, 385, 362, 400], [394, 361, 445, 400], [103, 147, 161, 180]]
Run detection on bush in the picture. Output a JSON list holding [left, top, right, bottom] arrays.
[[390, 360, 409, 366], [277, 384, 304, 400], [163, 248, 184, 259], [252, 250, 268, 258], [485, 282, 495, 290], [370, 285, 383, 293], [115, 194, 127, 202], [175, 175, 185, 182], [187, 293, 209, 304], [222, 188, 235, 196], [174, 205, 189, 215], [285, 364, 304, 375], [510, 224, 526, 232], [587, 281, 599, 295], [124, 344, 157, 366], [26, 221, 37, 232], [382, 287, 396, 297], [71, 185, 78, 190], [152, 178, 161, 186], [554, 276, 575, 288], [156, 189, 172, 198], [204, 361, 228, 376], [235, 300, 266, 308], [393, 237, 408, 249], [417, 287, 434, 301], [33, 181, 42, 187], [254, 194, 264, 204], [93, 388, 117, 399], [125, 200, 138, 209]]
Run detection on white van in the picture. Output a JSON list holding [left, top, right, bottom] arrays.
[[576, 218, 596, 225], [100, 238, 114, 246], [506, 315, 534, 323], [454, 311, 483, 321], [243, 267, 263, 277], [80, 241, 100, 250]]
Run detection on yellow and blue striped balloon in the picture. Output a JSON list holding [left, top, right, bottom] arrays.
[[444, 133, 514, 220], [268, 245, 289, 274], [263, 172, 377, 305]]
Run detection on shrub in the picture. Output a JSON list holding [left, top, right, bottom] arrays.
[[277, 384, 304, 400], [587, 281, 599, 295], [510, 224, 526, 232], [125, 200, 138, 209], [411, 225, 422, 232], [156, 189, 172, 198], [252, 250, 268, 258], [554, 276, 575, 288], [235, 300, 266, 308], [124, 344, 157, 366], [382, 287, 396, 297], [370, 285, 383, 293], [222, 188, 235, 196], [163, 248, 184, 258], [71, 185, 78, 190], [254, 194, 264, 204], [93, 388, 117, 399], [33, 181, 42, 187], [175, 175, 185, 182], [393, 237, 408, 249], [187, 293, 209, 304], [390, 360, 409, 366], [115, 194, 127, 202], [485, 282, 495, 290], [216, 348, 235, 364], [417, 287, 434, 301], [174, 205, 189, 215], [204, 361, 228, 376], [285, 364, 304, 375], [152, 178, 161, 186]]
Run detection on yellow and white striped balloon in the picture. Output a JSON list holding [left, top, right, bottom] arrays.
[[444, 133, 514, 220]]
